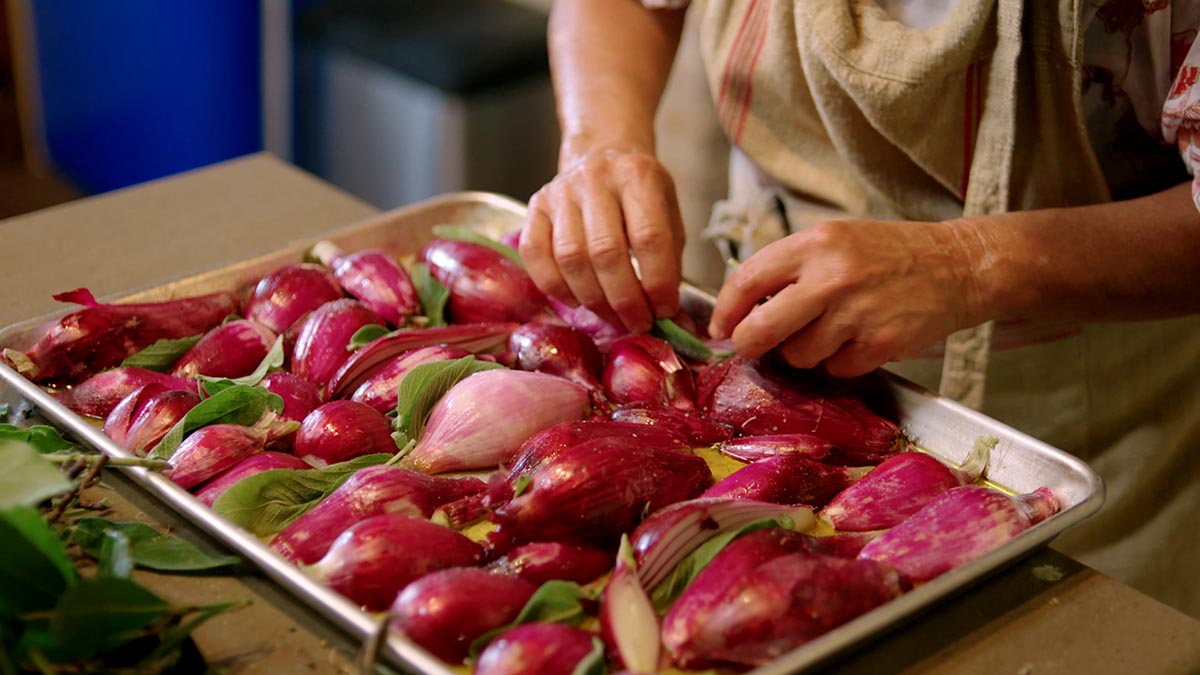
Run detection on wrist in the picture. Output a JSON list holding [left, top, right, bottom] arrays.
[[939, 215, 1041, 326], [558, 127, 656, 172]]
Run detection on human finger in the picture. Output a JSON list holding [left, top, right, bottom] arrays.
[[580, 178, 655, 333], [551, 200, 624, 326], [708, 237, 805, 339], [728, 280, 826, 358], [620, 161, 684, 319], [520, 203, 574, 305], [776, 313, 856, 371], [818, 338, 892, 378]]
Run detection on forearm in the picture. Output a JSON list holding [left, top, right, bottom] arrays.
[[549, 0, 685, 169], [962, 182, 1200, 323]]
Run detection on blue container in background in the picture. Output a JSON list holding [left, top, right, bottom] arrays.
[[33, 1, 262, 194]]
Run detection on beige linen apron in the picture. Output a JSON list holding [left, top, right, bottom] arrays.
[[695, 0, 1200, 617]]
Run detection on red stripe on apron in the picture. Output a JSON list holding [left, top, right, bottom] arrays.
[[732, 8, 772, 143], [718, 1, 769, 141], [716, 0, 761, 117]]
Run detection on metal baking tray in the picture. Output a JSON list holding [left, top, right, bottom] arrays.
[[0, 191, 1104, 674]]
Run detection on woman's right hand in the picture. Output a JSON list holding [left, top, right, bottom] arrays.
[[520, 147, 686, 334]]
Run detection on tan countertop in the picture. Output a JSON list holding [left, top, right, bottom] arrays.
[[2, 153, 1198, 675]]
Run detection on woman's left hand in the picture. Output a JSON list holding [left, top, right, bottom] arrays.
[[707, 218, 990, 377]]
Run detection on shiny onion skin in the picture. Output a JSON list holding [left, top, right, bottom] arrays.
[[290, 299, 383, 392], [170, 319, 276, 380], [167, 424, 267, 490], [292, 400, 397, 467], [194, 452, 312, 506], [271, 465, 486, 565], [661, 528, 904, 669], [419, 238, 550, 324], [6, 288, 239, 386], [474, 623, 599, 675], [857, 485, 1060, 583], [244, 263, 343, 334], [314, 243, 420, 326], [308, 514, 484, 612], [58, 368, 198, 419], [697, 356, 903, 464], [389, 568, 537, 663]]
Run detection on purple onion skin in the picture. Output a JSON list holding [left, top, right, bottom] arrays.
[[103, 383, 170, 445], [170, 319, 277, 379], [309, 514, 484, 612], [546, 296, 630, 353], [487, 436, 712, 552], [508, 322, 606, 401], [663, 547, 904, 669], [609, 402, 735, 446], [700, 454, 870, 507], [857, 486, 1060, 584], [195, 452, 312, 506], [487, 542, 613, 585], [10, 289, 240, 386], [328, 248, 420, 326], [474, 623, 598, 675], [258, 372, 321, 450], [292, 401, 397, 468], [602, 335, 697, 410], [168, 424, 266, 490], [349, 345, 472, 414], [244, 263, 344, 334], [822, 451, 977, 532], [407, 370, 590, 475], [419, 239, 550, 324], [54, 367, 198, 419], [389, 568, 537, 663], [271, 465, 486, 564], [326, 323, 517, 398], [291, 299, 384, 392], [482, 420, 691, 510], [697, 357, 902, 464], [124, 389, 203, 455], [717, 433, 835, 464]]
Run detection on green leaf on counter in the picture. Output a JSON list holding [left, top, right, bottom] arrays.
[[349, 324, 390, 351], [96, 529, 134, 580], [149, 384, 281, 460], [468, 580, 596, 657], [650, 519, 781, 613], [431, 224, 524, 269], [393, 356, 507, 442], [45, 576, 172, 661], [0, 403, 10, 422], [72, 518, 241, 573], [0, 440, 74, 509], [411, 263, 449, 328], [0, 424, 75, 455], [211, 454, 391, 537], [652, 318, 714, 362], [197, 335, 285, 392], [0, 506, 77, 619], [119, 335, 203, 372], [137, 598, 245, 670]]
